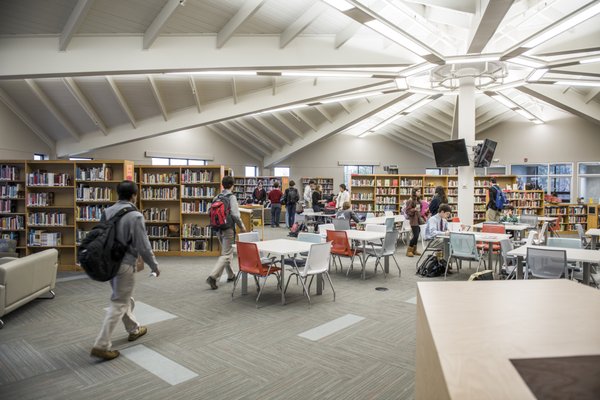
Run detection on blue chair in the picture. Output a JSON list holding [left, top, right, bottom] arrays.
[[447, 232, 486, 279]]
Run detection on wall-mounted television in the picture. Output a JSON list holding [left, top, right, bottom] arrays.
[[474, 139, 498, 168], [432, 139, 470, 167]]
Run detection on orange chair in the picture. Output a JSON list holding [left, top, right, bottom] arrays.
[[477, 223, 505, 267], [451, 217, 461, 223], [326, 230, 361, 273], [232, 241, 281, 304]]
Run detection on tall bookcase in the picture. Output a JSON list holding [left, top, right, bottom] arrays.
[[0, 162, 27, 257], [350, 174, 375, 212], [375, 175, 399, 213], [232, 176, 289, 203], [301, 177, 335, 198], [544, 204, 588, 232]]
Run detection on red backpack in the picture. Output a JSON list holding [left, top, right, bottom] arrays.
[[209, 193, 233, 230]]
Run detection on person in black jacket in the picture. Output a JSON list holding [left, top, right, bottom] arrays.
[[252, 180, 267, 205], [486, 177, 502, 222], [428, 186, 448, 216]]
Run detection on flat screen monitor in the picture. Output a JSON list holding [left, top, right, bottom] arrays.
[[432, 139, 470, 167], [475, 139, 498, 168]]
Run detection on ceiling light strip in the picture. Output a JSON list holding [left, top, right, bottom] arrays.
[[486, 92, 544, 124]]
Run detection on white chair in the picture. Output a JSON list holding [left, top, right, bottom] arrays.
[[547, 237, 584, 280], [418, 223, 427, 252], [384, 210, 394, 217], [365, 231, 401, 277], [365, 224, 386, 247], [366, 212, 376, 219], [533, 222, 548, 245], [284, 242, 335, 305], [384, 217, 395, 232], [447, 232, 486, 279], [399, 220, 411, 244], [576, 223, 590, 249], [318, 223, 335, 237]]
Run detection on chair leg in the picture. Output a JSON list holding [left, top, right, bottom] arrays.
[[392, 255, 401, 276], [324, 272, 336, 301], [300, 276, 311, 305], [231, 271, 242, 299], [256, 273, 271, 304], [284, 273, 295, 294]]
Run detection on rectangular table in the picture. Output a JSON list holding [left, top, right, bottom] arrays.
[[416, 280, 600, 400], [472, 222, 530, 241], [344, 230, 386, 279], [359, 215, 406, 225], [508, 244, 600, 284], [254, 239, 313, 305], [585, 228, 600, 250]]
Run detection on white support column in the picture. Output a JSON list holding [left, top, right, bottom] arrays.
[[457, 71, 476, 226]]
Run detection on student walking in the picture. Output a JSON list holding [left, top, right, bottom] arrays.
[[486, 177, 503, 222], [206, 176, 246, 290], [91, 181, 160, 361], [268, 181, 283, 227], [283, 180, 300, 227], [405, 187, 423, 257]]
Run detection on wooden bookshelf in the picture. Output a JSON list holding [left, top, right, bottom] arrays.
[[544, 204, 588, 233], [375, 174, 399, 213], [232, 176, 289, 203], [349, 174, 375, 212], [301, 177, 334, 198], [0, 161, 27, 257]]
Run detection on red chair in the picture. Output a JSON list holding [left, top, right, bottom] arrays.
[[451, 217, 461, 223], [326, 230, 361, 273], [477, 223, 505, 268], [232, 242, 281, 304]]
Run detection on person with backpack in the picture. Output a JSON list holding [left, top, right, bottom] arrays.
[[282, 180, 300, 227], [206, 175, 246, 290], [486, 177, 506, 222], [90, 181, 160, 361]]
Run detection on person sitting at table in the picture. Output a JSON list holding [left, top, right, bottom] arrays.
[[499, 205, 518, 223], [336, 201, 360, 225], [424, 204, 451, 249]]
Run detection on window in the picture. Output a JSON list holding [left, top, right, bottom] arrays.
[[343, 165, 374, 187], [245, 166, 258, 177], [69, 157, 93, 161], [549, 163, 572, 202], [511, 163, 573, 202], [273, 167, 290, 177], [425, 168, 441, 175], [33, 153, 47, 160], [511, 163, 548, 191], [578, 162, 600, 203], [151, 157, 206, 166]]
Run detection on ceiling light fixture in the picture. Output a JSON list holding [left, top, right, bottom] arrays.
[[364, 20, 430, 57], [506, 57, 547, 69], [445, 55, 500, 64], [320, 90, 385, 104], [515, 108, 537, 120], [553, 80, 600, 87], [527, 68, 549, 82], [579, 56, 600, 64], [490, 94, 519, 109], [322, 0, 354, 12], [487, 92, 544, 124], [395, 78, 408, 90]]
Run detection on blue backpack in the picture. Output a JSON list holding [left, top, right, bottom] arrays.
[[494, 185, 507, 210]]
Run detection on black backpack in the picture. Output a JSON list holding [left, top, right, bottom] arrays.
[[78, 207, 135, 281], [287, 187, 299, 204], [416, 254, 446, 278]]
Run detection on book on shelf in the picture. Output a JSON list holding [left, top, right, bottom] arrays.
[[181, 169, 214, 183], [181, 239, 209, 252], [149, 239, 170, 252], [76, 185, 112, 201], [28, 212, 67, 226], [182, 224, 211, 238], [143, 208, 170, 222], [0, 183, 24, 198], [27, 192, 55, 206], [77, 205, 107, 221], [141, 186, 178, 200], [0, 165, 20, 181], [181, 185, 216, 198], [1, 215, 25, 230], [76, 164, 113, 181], [28, 230, 61, 246], [181, 200, 212, 213], [0, 199, 18, 213], [142, 172, 178, 184], [27, 170, 71, 186]]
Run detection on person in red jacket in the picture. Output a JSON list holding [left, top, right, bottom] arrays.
[[268, 181, 283, 227]]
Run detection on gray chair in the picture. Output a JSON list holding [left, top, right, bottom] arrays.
[[332, 218, 351, 231], [547, 237, 586, 281], [575, 223, 591, 249], [365, 231, 401, 277], [447, 232, 486, 279], [499, 239, 518, 279], [384, 217, 395, 232], [519, 214, 539, 228], [525, 247, 567, 279]]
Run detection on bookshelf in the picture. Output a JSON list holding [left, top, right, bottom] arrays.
[[350, 174, 375, 212], [544, 204, 588, 232], [375, 175, 399, 213], [301, 177, 335, 198], [0, 161, 26, 256], [232, 176, 289, 203]]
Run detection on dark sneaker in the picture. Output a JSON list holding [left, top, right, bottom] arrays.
[[128, 326, 147, 342], [206, 276, 218, 290], [227, 276, 236, 282], [91, 348, 120, 360]]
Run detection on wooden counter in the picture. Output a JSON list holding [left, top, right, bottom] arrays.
[[416, 280, 600, 399]]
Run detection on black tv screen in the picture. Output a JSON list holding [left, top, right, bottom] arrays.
[[474, 139, 497, 168], [432, 139, 470, 167]]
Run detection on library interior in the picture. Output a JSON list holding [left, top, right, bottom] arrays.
[[1, 1, 600, 399]]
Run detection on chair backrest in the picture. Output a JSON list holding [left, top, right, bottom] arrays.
[[302, 242, 332, 275], [451, 217, 461, 223], [400, 219, 411, 232], [524, 230, 537, 245], [537, 222, 548, 244], [366, 212, 376, 219], [481, 223, 506, 234], [238, 231, 260, 243], [332, 218, 351, 231], [382, 231, 399, 254], [499, 239, 514, 266], [236, 242, 264, 274], [547, 237, 582, 249], [449, 232, 478, 259], [298, 232, 323, 244], [384, 210, 393, 216], [326, 230, 351, 254], [519, 214, 539, 228], [526, 247, 567, 279], [384, 217, 395, 232], [365, 224, 386, 233], [575, 223, 588, 246], [318, 223, 335, 236]]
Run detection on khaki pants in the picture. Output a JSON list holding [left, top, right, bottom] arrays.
[[210, 228, 236, 280], [94, 263, 140, 350], [486, 208, 501, 222]]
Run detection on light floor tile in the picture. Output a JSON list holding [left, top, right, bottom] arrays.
[[298, 314, 365, 341], [121, 344, 198, 385]]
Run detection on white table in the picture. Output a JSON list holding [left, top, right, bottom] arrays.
[[254, 239, 313, 305], [508, 244, 600, 284], [359, 215, 405, 225], [438, 232, 511, 269], [416, 280, 600, 400], [344, 230, 386, 279], [472, 222, 530, 241], [585, 228, 600, 250]]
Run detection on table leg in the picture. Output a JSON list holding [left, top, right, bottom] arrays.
[[517, 255, 524, 279], [280, 255, 286, 305], [316, 273, 323, 295], [488, 245, 493, 271], [241, 272, 248, 295], [591, 236, 597, 250], [361, 240, 367, 280], [583, 262, 591, 286]]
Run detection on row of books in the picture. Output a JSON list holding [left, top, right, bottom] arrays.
[[352, 204, 373, 212], [181, 186, 216, 198], [149, 240, 170, 251], [142, 173, 178, 184], [374, 205, 396, 212], [147, 225, 168, 237], [28, 212, 67, 226], [506, 192, 543, 200], [1, 184, 24, 198], [76, 165, 113, 181], [27, 192, 55, 206], [27, 171, 72, 186], [376, 179, 399, 187], [351, 194, 373, 200], [141, 187, 178, 200], [1, 216, 24, 230], [351, 179, 374, 186], [181, 169, 214, 183], [510, 200, 542, 208], [143, 208, 169, 222], [0, 165, 20, 181], [77, 205, 107, 221], [400, 179, 422, 187], [181, 201, 212, 213], [566, 216, 587, 223], [375, 196, 397, 204], [182, 224, 211, 238], [1, 232, 19, 240], [181, 239, 210, 252], [0, 199, 17, 213], [376, 188, 397, 195], [544, 206, 587, 215], [28, 230, 61, 246], [77, 185, 112, 201]]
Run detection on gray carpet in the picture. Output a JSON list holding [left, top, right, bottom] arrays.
[[0, 227, 478, 400]]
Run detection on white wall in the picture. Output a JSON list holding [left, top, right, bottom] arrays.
[[0, 101, 52, 159], [79, 126, 262, 176]]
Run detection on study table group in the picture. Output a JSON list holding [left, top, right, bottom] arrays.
[[234, 212, 600, 305]]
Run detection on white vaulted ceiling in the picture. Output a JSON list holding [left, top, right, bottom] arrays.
[[0, 0, 599, 163]]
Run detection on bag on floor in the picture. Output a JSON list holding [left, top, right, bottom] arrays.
[[469, 270, 494, 281], [78, 207, 136, 282], [288, 222, 306, 237], [416, 254, 446, 278]]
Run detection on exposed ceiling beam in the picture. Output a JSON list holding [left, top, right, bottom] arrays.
[[339, 102, 351, 114], [467, 0, 514, 53], [280, 2, 326, 48], [231, 77, 238, 104], [217, 0, 266, 48], [292, 109, 318, 132], [476, 108, 511, 127], [225, 120, 279, 151], [0, 88, 55, 150], [476, 111, 515, 134], [393, 125, 439, 148], [269, 114, 303, 139], [207, 125, 262, 160], [63, 77, 108, 135], [314, 105, 334, 123], [189, 76, 202, 113], [147, 75, 168, 121], [105, 76, 136, 128], [25, 79, 80, 141], [384, 132, 434, 158], [401, 117, 448, 140], [143, 0, 181, 49], [411, 112, 452, 135], [59, 0, 95, 51], [404, 0, 476, 14], [584, 88, 600, 104], [251, 116, 294, 145], [517, 85, 600, 126], [264, 94, 404, 166], [335, 22, 361, 49], [212, 123, 268, 157], [237, 119, 286, 148], [385, 126, 435, 150]]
